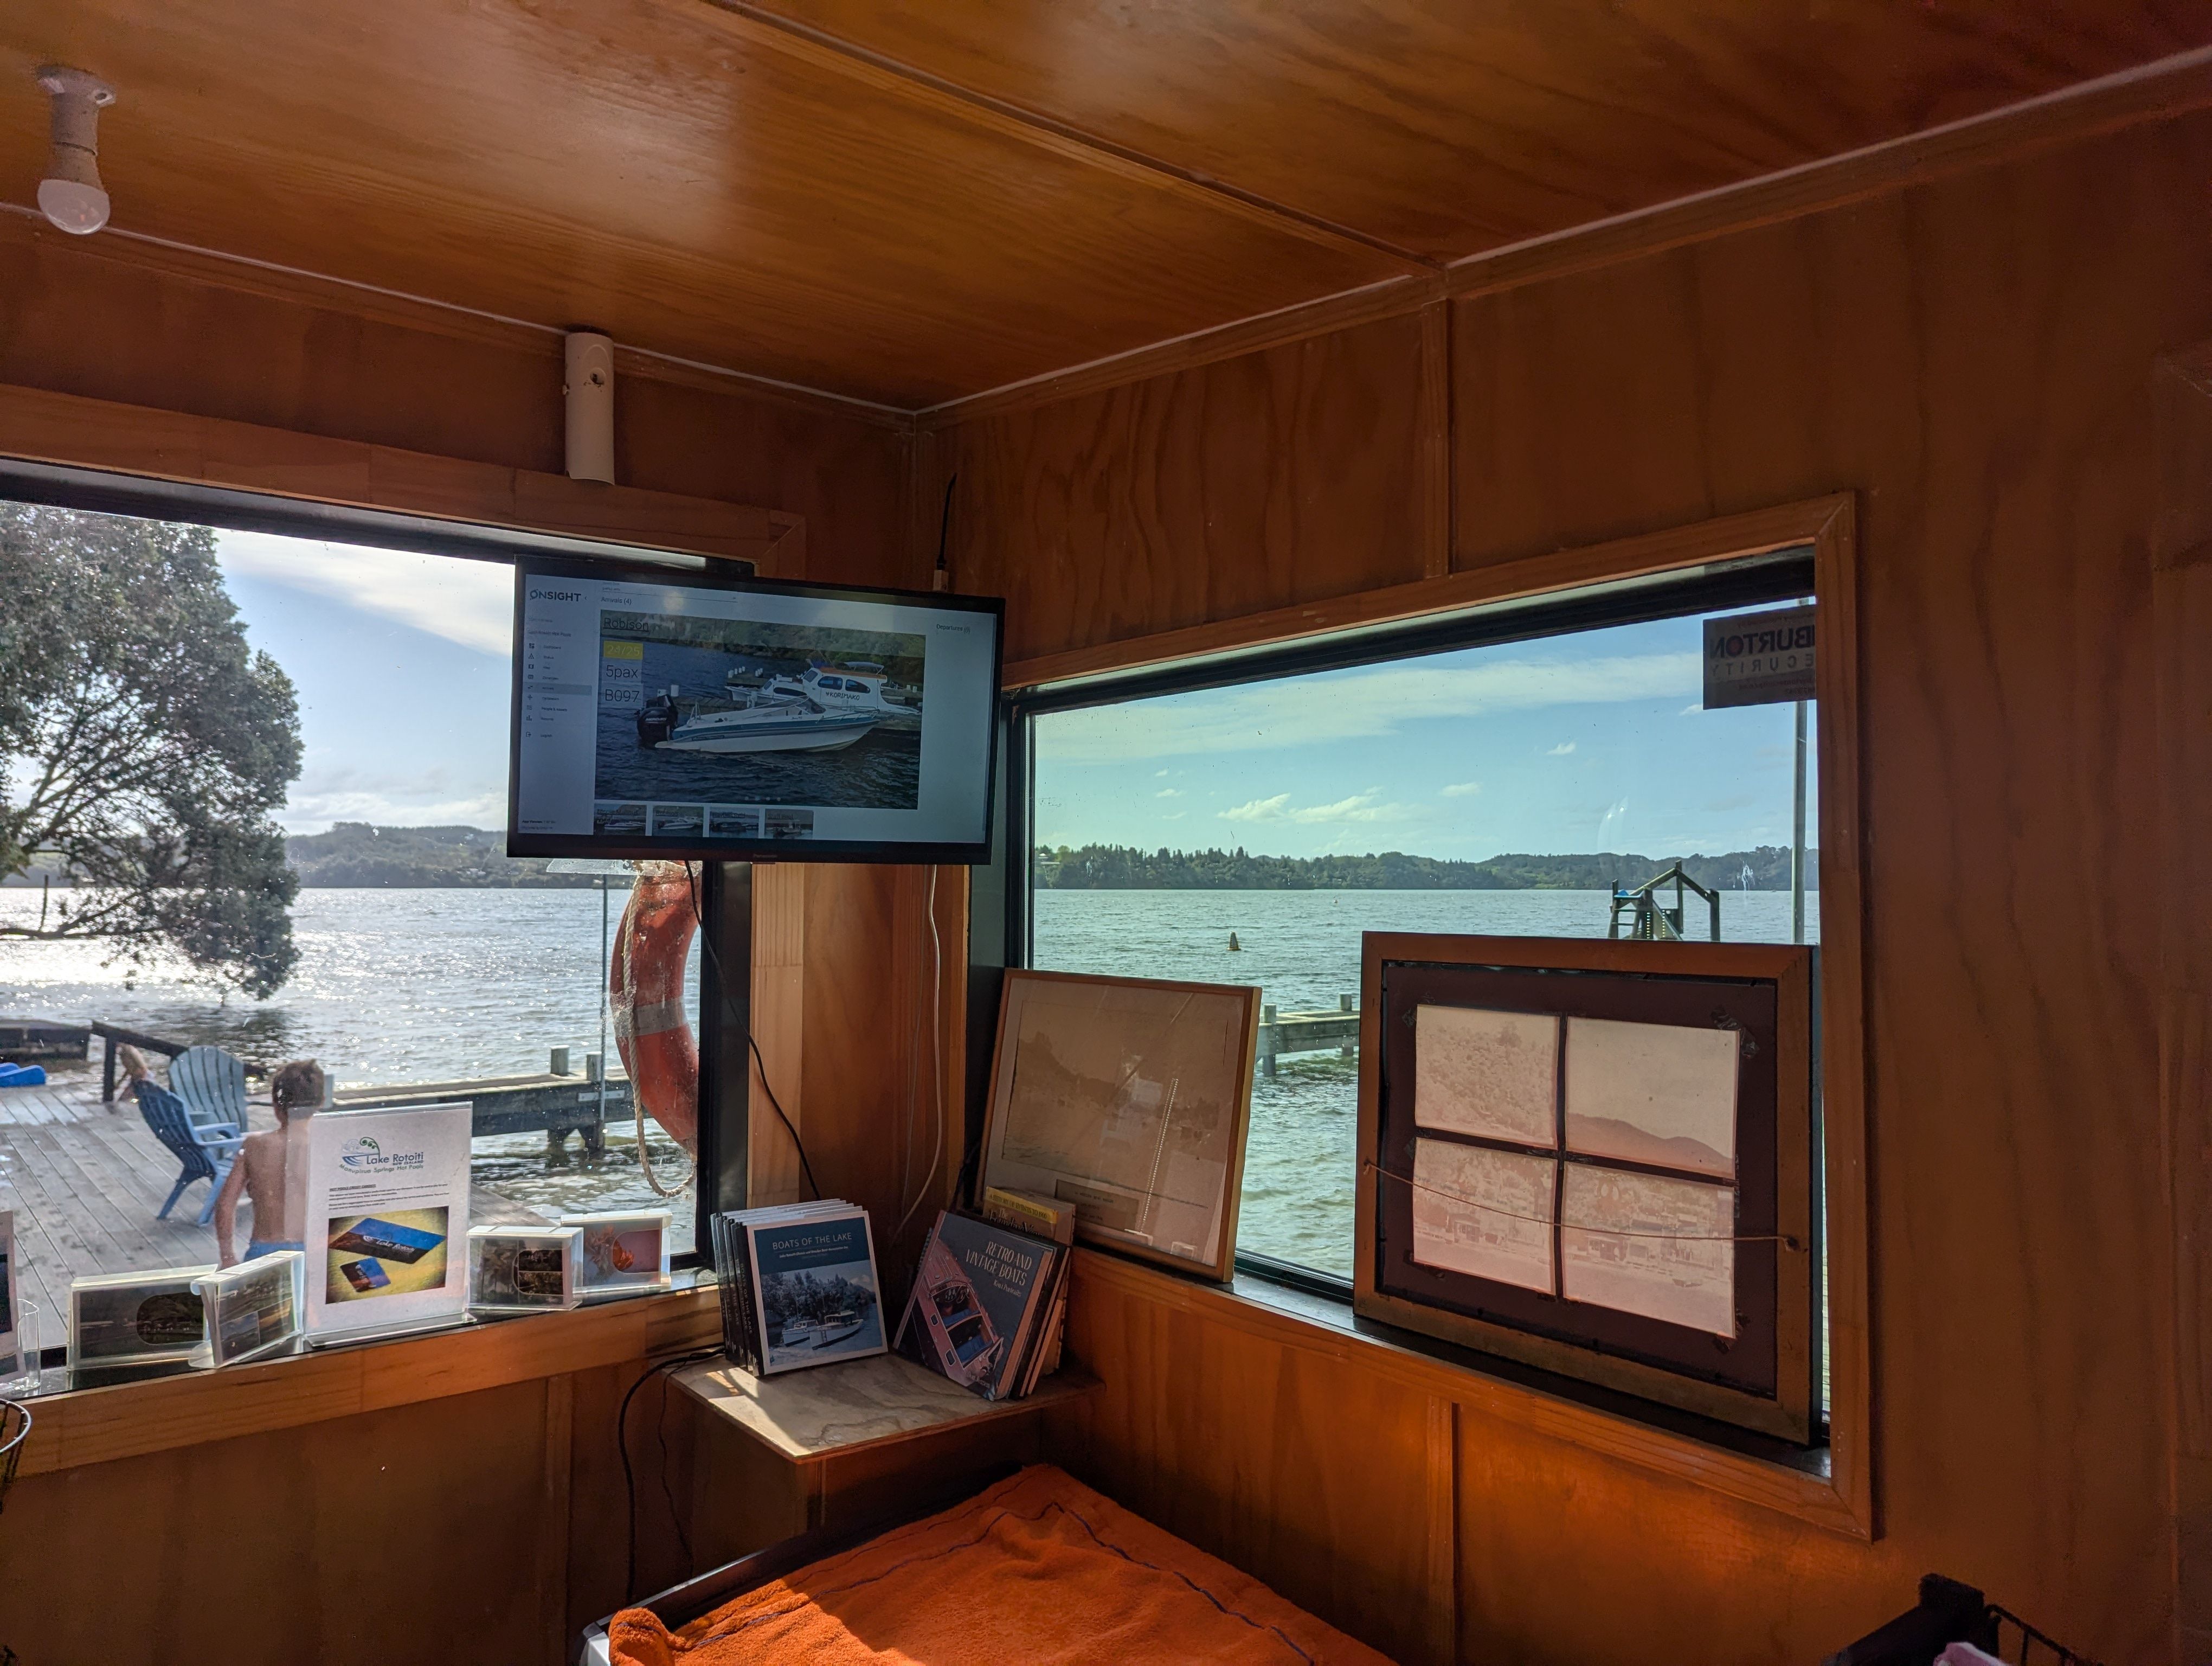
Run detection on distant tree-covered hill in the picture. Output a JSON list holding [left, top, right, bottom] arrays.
[[285, 823, 594, 888], [282, 823, 1817, 892], [1034, 843, 1816, 892]]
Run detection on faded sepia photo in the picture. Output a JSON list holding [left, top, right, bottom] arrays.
[[995, 978, 1250, 1263], [1414, 1005, 1559, 1146], [1410, 1138, 1557, 1294], [1559, 1165, 1736, 1336], [1563, 1016, 1739, 1180]]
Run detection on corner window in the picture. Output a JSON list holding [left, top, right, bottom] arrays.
[[0, 497, 710, 1385], [1017, 565, 1818, 1296]]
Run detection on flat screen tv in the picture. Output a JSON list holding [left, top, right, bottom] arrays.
[[506, 555, 1003, 863]]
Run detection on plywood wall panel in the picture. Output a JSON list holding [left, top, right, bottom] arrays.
[[947, 110, 2212, 1666], [933, 312, 1432, 664], [0, 1379, 552, 1665], [1046, 1266, 1440, 1666], [0, 220, 908, 581]]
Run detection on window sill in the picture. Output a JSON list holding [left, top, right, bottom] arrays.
[[1068, 1247, 1873, 1541], [11, 1277, 720, 1479]]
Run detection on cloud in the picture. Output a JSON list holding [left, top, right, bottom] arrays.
[[1220, 794, 1289, 822], [1546, 741, 1577, 756], [278, 756, 507, 832], [1155, 788, 1182, 798], [1441, 781, 1481, 797], [1218, 789, 1408, 826], [1040, 651, 1701, 761], [218, 530, 512, 656], [1154, 769, 1170, 778]]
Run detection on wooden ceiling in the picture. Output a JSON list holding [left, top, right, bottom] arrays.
[[0, 2, 2203, 410]]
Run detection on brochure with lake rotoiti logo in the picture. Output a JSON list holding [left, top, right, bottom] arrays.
[[303, 1104, 472, 1340]]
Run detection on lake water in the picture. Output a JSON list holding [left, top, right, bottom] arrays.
[[0, 887, 703, 1251], [0, 885, 1813, 1277], [1031, 887, 1816, 1274]]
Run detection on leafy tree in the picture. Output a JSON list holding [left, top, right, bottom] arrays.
[[0, 505, 303, 997]]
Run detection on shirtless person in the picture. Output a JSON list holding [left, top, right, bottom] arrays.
[[214, 1059, 326, 1268]]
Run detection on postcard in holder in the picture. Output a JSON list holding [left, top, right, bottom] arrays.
[[194, 1252, 305, 1368], [468, 1226, 583, 1312]]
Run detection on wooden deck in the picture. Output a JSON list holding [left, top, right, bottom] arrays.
[[0, 1067, 550, 1358]]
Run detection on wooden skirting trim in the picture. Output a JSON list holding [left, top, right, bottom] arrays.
[[0, 381, 805, 572], [1002, 495, 1847, 690], [12, 1286, 720, 1479], [1065, 1248, 1870, 1540], [921, 47, 2212, 430]]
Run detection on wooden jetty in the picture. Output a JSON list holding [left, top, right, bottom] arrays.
[[0, 1020, 92, 1062], [339, 1071, 636, 1155], [1255, 995, 1360, 1077]]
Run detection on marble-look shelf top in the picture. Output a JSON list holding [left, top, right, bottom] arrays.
[[669, 1350, 1097, 1464]]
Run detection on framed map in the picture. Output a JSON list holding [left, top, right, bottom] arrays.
[[980, 969, 1261, 1283]]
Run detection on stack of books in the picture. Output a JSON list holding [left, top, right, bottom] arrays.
[[710, 1201, 888, 1376], [894, 1187, 1075, 1402]]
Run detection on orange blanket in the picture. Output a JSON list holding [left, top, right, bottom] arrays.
[[608, 1464, 1394, 1665]]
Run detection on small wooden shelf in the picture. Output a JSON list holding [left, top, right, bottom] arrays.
[[669, 1351, 1098, 1465]]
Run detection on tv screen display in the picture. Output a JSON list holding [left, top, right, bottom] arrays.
[[507, 556, 1002, 862]]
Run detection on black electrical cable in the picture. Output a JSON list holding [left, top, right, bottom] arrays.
[[680, 862, 821, 1201], [620, 1347, 721, 1601]]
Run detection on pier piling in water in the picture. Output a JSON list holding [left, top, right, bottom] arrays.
[[1255, 995, 1360, 1076]]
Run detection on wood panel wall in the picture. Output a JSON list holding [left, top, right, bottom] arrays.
[[925, 110, 2212, 1665]]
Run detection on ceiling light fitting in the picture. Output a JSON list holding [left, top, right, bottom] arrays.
[[36, 65, 114, 236]]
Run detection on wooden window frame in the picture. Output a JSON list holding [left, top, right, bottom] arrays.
[[1006, 494, 1873, 1539]]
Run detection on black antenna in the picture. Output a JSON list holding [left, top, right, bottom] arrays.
[[933, 472, 956, 592]]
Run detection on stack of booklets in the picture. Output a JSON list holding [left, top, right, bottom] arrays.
[[894, 1187, 1076, 1403], [710, 1201, 888, 1376]]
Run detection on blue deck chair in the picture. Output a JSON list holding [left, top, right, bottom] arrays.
[[133, 1080, 246, 1225], [170, 1045, 248, 1132]]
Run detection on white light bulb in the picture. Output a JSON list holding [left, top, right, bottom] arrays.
[[36, 67, 114, 237]]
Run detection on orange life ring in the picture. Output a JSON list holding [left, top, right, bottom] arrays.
[[610, 861, 699, 1152]]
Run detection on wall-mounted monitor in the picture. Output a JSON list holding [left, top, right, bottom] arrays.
[[507, 556, 1003, 863]]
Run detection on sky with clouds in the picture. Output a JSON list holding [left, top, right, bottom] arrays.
[[214, 529, 1814, 856], [217, 531, 516, 832], [1033, 610, 1817, 862]]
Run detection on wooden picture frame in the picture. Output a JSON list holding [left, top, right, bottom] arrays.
[[979, 968, 1261, 1284], [1355, 933, 1817, 1441]]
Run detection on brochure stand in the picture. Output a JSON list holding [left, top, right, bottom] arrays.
[[301, 1103, 472, 1342]]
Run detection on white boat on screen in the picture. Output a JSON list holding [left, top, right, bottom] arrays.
[[636, 665, 899, 754]]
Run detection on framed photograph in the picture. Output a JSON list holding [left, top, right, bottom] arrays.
[[194, 1252, 305, 1368], [980, 968, 1261, 1284], [467, 1226, 583, 1312], [564, 1210, 672, 1297], [68, 1266, 216, 1370], [1355, 933, 1816, 1443]]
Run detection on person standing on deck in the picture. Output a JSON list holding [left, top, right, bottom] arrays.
[[213, 1059, 326, 1268]]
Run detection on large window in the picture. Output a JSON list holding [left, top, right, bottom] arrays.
[[0, 497, 711, 1381], [1020, 569, 1819, 1288]]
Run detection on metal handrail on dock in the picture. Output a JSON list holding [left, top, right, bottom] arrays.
[[91, 1019, 267, 1101]]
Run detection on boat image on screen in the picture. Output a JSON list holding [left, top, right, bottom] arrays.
[[640, 665, 902, 755], [595, 614, 925, 815]]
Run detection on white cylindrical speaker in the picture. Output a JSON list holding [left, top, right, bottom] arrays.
[[564, 330, 615, 484]]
